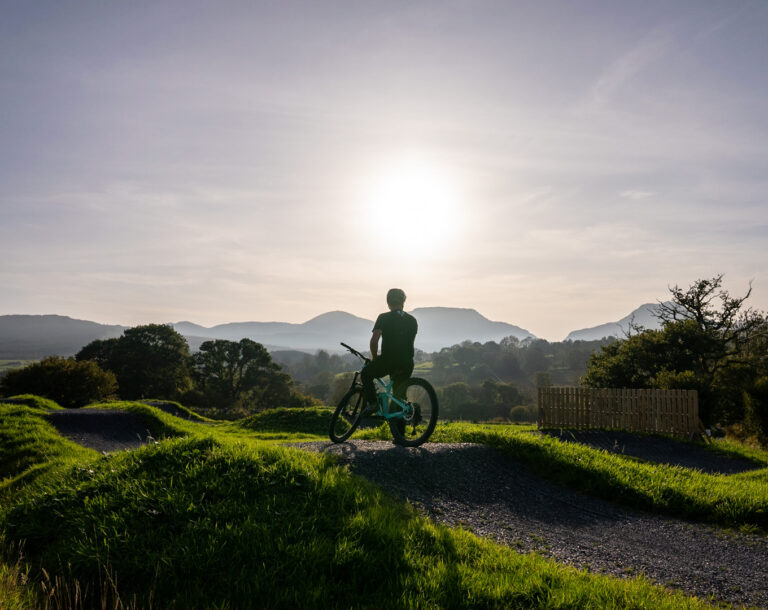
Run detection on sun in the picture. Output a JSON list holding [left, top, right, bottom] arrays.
[[362, 157, 463, 257]]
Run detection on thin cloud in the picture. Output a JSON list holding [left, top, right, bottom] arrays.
[[620, 190, 657, 200]]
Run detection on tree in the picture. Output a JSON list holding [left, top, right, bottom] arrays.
[[0, 356, 117, 408], [440, 382, 472, 419], [78, 324, 193, 400], [193, 338, 298, 411], [583, 276, 767, 425], [75, 338, 119, 369], [656, 275, 765, 382]]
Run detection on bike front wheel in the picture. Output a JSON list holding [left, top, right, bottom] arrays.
[[389, 377, 438, 447], [329, 386, 364, 443]]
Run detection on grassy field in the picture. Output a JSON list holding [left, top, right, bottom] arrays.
[[0, 361, 34, 377], [3, 396, 766, 608]]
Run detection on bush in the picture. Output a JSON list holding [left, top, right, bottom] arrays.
[[509, 404, 537, 423], [0, 357, 117, 408], [744, 377, 768, 445]]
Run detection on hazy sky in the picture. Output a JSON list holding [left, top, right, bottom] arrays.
[[2, 0, 766, 341]]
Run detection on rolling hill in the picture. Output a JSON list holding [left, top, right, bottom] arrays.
[[564, 303, 666, 341], [0, 315, 126, 359], [0, 309, 536, 359]]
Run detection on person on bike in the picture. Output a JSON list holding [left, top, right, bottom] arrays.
[[361, 288, 418, 414]]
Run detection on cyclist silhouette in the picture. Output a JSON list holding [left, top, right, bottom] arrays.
[[361, 288, 418, 415]]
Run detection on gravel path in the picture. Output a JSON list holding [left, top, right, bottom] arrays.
[[291, 440, 768, 608], [46, 409, 155, 453]]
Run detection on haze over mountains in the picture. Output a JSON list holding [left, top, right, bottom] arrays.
[[564, 303, 665, 341], [0, 304, 663, 359], [175, 308, 534, 354]]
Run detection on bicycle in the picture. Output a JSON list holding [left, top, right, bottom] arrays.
[[329, 342, 439, 447]]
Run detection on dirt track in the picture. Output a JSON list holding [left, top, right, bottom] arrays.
[[45, 410, 768, 607], [46, 409, 155, 452]]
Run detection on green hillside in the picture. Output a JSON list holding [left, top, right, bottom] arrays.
[[5, 396, 766, 608]]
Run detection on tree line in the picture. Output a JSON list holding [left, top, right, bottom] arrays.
[[1, 324, 317, 416], [272, 328, 613, 422]]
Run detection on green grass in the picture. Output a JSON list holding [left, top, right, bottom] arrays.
[[137, 398, 214, 422], [86, 400, 208, 438], [0, 556, 36, 610], [234, 406, 333, 438], [0, 403, 96, 502], [2, 430, 707, 609], [1, 394, 63, 411]]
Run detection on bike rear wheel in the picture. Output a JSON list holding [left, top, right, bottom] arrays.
[[389, 377, 438, 447], [329, 386, 364, 443]]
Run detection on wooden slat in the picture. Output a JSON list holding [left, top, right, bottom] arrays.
[[537, 387, 700, 436]]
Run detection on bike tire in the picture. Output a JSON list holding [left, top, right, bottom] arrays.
[[389, 377, 438, 447], [329, 386, 364, 443]]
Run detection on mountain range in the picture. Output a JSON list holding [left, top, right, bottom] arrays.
[[0, 308, 533, 359], [0, 303, 664, 359], [564, 303, 665, 341]]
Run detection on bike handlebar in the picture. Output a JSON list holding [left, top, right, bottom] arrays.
[[340, 342, 371, 364]]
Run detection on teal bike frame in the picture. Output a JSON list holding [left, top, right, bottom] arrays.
[[370, 377, 410, 421], [341, 342, 410, 421]]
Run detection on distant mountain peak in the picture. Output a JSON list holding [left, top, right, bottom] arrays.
[[564, 303, 667, 341], [303, 310, 369, 324]]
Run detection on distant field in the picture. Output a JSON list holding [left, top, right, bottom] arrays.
[[0, 360, 33, 377]]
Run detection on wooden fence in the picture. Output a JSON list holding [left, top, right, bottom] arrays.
[[538, 387, 703, 436]]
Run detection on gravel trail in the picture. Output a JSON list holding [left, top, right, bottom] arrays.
[[46, 409, 155, 452], [292, 440, 768, 608]]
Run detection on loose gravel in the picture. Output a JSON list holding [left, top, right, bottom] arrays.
[[46, 409, 156, 453], [292, 440, 768, 608]]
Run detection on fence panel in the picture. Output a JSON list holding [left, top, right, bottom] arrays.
[[537, 387, 701, 436]]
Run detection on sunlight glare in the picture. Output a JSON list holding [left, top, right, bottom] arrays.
[[363, 158, 463, 258]]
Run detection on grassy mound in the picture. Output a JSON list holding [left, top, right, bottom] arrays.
[[85, 401, 203, 439], [0, 399, 195, 504], [0, 395, 62, 411], [138, 399, 212, 422], [0, 404, 95, 501], [237, 406, 333, 437], [3, 436, 703, 609]]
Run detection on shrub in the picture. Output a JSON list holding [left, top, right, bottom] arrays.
[[0, 357, 117, 408], [744, 377, 768, 445], [509, 404, 537, 423]]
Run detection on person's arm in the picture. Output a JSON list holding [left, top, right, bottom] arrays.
[[370, 329, 382, 360]]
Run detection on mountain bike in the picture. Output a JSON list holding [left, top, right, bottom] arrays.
[[329, 342, 439, 447]]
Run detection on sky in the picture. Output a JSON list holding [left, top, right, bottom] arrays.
[[1, 0, 767, 341]]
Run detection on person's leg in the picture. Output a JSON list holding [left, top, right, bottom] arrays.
[[360, 358, 391, 404], [390, 361, 415, 400], [389, 362, 414, 437]]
